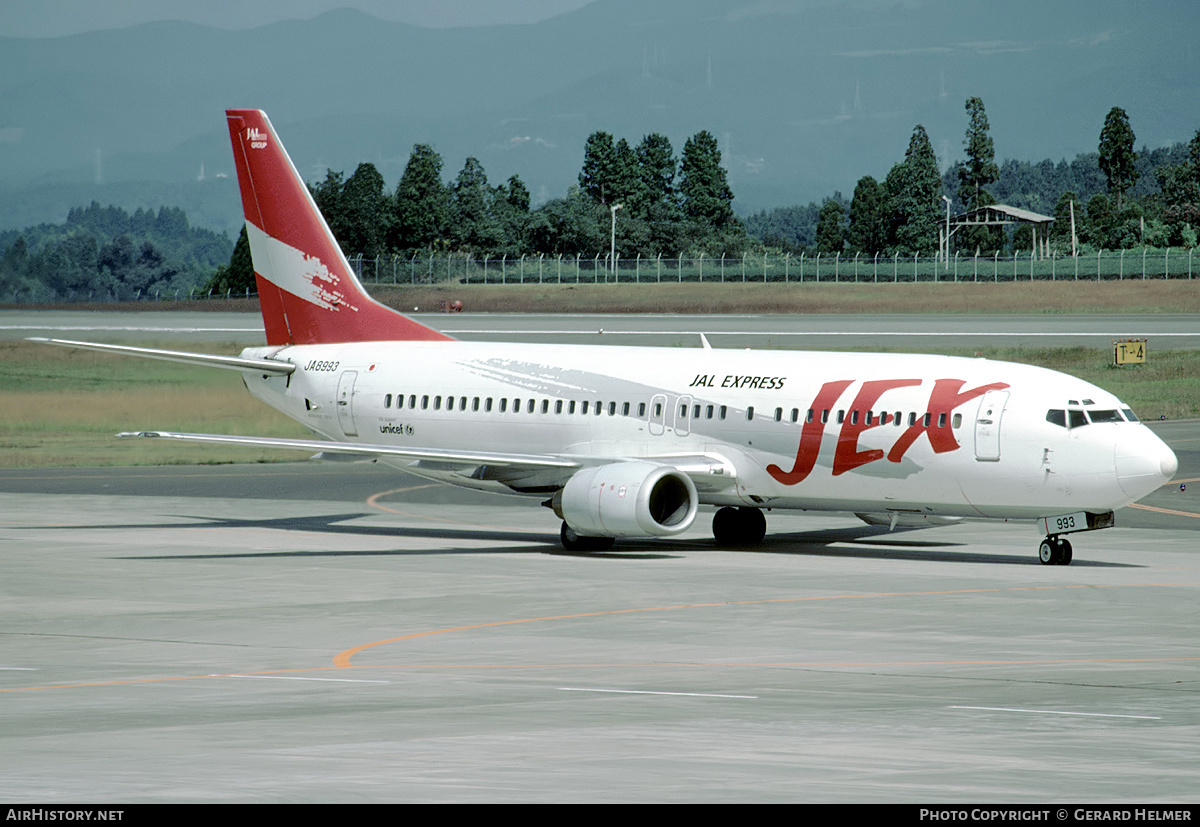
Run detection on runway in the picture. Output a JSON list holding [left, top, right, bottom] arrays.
[[2, 308, 1199, 802], [5, 308, 1200, 349]]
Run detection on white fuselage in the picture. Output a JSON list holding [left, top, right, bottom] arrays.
[[238, 339, 1174, 522]]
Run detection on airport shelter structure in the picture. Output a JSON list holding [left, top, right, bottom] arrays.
[[943, 203, 1055, 259]]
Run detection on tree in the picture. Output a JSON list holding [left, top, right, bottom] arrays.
[[846, 176, 885, 255], [1098, 107, 1139, 210], [636, 133, 678, 215], [310, 169, 348, 246], [489, 174, 532, 256], [815, 198, 845, 253], [958, 97, 999, 211], [610, 138, 646, 213], [450, 157, 502, 252], [579, 131, 617, 205], [1083, 193, 1114, 247], [340, 163, 390, 258], [885, 125, 942, 253], [204, 226, 254, 295], [392, 144, 450, 252], [679, 130, 735, 229]]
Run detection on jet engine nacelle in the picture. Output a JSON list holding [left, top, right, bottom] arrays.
[[552, 461, 698, 538]]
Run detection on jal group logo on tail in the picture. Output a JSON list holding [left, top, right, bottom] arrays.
[[246, 127, 268, 150]]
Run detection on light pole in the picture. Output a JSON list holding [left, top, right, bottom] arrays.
[[941, 195, 951, 271], [610, 203, 623, 282]]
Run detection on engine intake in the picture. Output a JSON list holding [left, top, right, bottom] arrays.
[[551, 461, 698, 538]]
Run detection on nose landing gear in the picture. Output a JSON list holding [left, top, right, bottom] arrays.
[[1038, 536, 1073, 566]]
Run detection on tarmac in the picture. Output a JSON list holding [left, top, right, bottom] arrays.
[[1, 309, 1198, 802]]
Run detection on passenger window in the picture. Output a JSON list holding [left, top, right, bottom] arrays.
[[746, 406, 755, 421], [555, 400, 563, 414], [937, 413, 947, 428], [952, 413, 962, 428], [384, 394, 392, 408], [719, 405, 727, 420], [774, 407, 783, 422], [638, 402, 646, 417], [421, 395, 429, 410], [529, 399, 537, 414], [499, 398, 507, 413]]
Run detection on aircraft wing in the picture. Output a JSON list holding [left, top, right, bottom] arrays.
[[28, 338, 295, 375], [117, 432, 738, 494], [118, 430, 580, 468]]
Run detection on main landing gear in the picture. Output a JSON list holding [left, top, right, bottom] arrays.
[[712, 507, 767, 547], [1038, 536, 1073, 566]]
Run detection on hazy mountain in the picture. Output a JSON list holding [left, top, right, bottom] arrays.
[[2, 0, 1197, 234]]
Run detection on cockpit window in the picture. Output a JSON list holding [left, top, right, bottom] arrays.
[[1122, 408, 1139, 422], [1046, 409, 1066, 427], [1068, 410, 1088, 428], [1088, 409, 1123, 424]]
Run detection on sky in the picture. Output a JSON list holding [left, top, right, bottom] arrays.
[[0, 0, 596, 37]]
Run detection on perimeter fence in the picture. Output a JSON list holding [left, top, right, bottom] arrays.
[[351, 248, 1199, 287], [7, 248, 1197, 304]]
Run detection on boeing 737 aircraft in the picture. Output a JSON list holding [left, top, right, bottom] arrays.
[[33, 110, 1178, 563]]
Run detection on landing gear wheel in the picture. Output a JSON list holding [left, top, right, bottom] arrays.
[[1056, 538, 1073, 566], [1038, 539, 1057, 565], [1038, 537, 1073, 565], [713, 507, 740, 545], [712, 507, 767, 547], [560, 521, 614, 552], [740, 507, 767, 545]]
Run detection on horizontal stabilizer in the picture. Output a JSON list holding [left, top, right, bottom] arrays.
[[28, 338, 295, 375]]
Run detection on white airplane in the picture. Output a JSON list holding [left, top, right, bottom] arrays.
[[33, 109, 1178, 564]]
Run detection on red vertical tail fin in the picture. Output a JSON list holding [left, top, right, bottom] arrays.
[[225, 109, 452, 346]]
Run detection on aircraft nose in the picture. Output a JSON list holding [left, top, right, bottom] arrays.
[[1114, 427, 1178, 499]]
